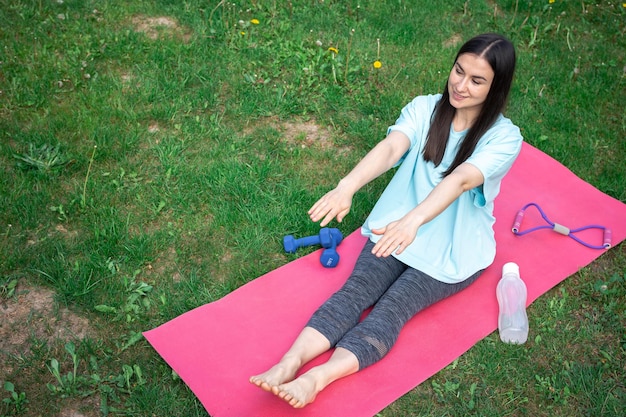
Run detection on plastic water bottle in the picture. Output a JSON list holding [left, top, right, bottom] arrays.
[[496, 262, 528, 344]]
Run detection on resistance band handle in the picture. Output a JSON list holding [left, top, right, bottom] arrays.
[[604, 228, 612, 249], [552, 223, 570, 236], [512, 210, 525, 233]]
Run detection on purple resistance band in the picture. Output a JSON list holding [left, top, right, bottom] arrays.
[[512, 202, 612, 250]]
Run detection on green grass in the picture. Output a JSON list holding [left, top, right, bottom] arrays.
[[1, 1, 624, 416]]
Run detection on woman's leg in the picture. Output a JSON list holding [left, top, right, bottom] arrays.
[[306, 241, 407, 346], [337, 268, 483, 369], [251, 241, 406, 401]]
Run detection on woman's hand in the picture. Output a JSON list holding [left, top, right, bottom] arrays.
[[308, 184, 354, 227], [370, 215, 421, 257]]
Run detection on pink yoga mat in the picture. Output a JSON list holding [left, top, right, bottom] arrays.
[[144, 142, 626, 417]]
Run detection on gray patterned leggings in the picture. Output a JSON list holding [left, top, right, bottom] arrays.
[[307, 240, 482, 369]]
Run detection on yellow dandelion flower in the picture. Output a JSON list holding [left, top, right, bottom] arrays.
[[549, 0, 555, 3], [328, 47, 339, 54], [240, 31, 246, 36], [250, 18, 260, 25], [373, 60, 382, 69]]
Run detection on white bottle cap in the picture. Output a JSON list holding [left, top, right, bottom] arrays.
[[502, 262, 520, 276]]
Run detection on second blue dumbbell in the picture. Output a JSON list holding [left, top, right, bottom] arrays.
[[283, 228, 343, 254]]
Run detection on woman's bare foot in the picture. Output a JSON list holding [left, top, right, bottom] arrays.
[[275, 373, 319, 408], [249, 357, 300, 393], [274, 347, 359, 409]]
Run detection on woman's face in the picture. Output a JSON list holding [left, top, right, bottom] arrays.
[[448, 53, 494, 114]]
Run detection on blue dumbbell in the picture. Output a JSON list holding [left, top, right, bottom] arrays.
[[283, 228, 343, 254], [320, 233, 341, 268]]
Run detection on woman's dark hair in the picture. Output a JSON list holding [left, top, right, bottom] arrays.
[[423, 33, 516, 177]]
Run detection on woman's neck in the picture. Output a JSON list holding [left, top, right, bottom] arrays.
[[452, 109, 480, 132]]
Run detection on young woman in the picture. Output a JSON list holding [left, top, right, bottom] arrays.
[[250, 33, 522, 408]]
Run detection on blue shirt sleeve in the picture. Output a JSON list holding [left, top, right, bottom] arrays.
[[387, 94, 441, 167]]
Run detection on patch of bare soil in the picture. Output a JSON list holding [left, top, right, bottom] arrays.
[[144, 245, 184, 283], [0, 282, 90, 379], [281, 120, 334, 149], [443, 33, 463, 49], [54, 397, 100, 417], [244, 117, 352, 155], [131, 15, 192, 42]]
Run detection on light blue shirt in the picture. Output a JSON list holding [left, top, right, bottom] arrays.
[[361, 94, 523, 283]]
